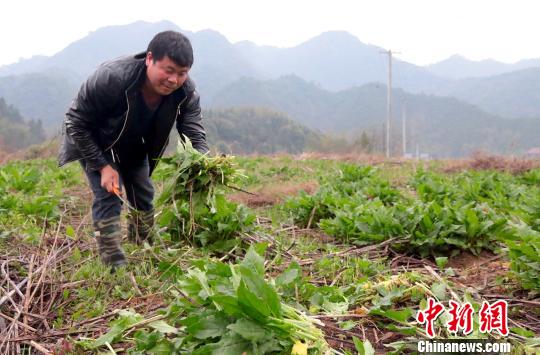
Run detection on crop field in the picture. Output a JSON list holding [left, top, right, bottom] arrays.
[[0, 150, 539, 354]]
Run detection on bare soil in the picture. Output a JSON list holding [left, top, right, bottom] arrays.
[[228, 181, 318, 207]]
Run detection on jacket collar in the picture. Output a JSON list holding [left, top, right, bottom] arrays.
[[127, 52, 148, 95]]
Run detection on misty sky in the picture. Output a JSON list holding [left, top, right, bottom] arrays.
[[1, 0, 538, 67]]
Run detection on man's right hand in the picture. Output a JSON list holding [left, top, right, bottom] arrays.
[[100, 165, 120, 194]]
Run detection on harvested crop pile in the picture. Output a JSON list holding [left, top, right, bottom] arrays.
[[155, 139, 255, 249], [76, 246, 331, 354], [169, 245, 331, 353]]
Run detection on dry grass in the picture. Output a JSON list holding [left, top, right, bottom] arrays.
[[21, 139, 60, 160], [441, 151, 540, 174], [0, 150, 8, 165], [0, 139, 60, 166], [293, 151, 388, 164]]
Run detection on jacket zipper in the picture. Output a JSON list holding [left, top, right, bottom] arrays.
[[105, 91, 131, 152], [155, 97, 187, 161]]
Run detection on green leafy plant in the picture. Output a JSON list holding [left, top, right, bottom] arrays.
[[503, 224, 540, 291], [81, 245, 331, 353], [170, 245, 331, 353], [155, 139, 255, 248]]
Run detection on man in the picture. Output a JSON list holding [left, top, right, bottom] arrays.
[[58, 31, 209, 269]]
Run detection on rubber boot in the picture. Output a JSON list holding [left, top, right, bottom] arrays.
[[94, 216, 127, 270], [127, 209, 154, 245]]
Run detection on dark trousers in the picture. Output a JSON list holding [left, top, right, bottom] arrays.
[[80, 157, 154, 222]]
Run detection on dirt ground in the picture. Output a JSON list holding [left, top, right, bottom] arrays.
[[228, 181, 318, 207]]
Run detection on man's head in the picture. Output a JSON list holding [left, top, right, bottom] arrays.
[[145, 31, 193, 96]]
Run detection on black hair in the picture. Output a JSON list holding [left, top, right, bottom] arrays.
[[147, 31, 194, 67]]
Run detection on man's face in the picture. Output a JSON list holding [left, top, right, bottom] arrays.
[[145, 52, 190, 96]]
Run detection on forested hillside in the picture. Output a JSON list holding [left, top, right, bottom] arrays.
[[204, 108, 322, 154], [0, 98, 45, 152], [209, 77, 540, 157]]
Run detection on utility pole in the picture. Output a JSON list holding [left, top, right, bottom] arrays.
[[382, 122, 386, 154], [380, 50, 399, 158], [402, 104, 406, 156]]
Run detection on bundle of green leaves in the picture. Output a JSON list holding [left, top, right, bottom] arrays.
[[77, 246, 331, 353], [165, 245, 331, 354], [156, 139, 240, 210], [155, 139, 255, 248]]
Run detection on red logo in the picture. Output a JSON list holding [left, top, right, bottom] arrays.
[[446, 300, 474, 335], [417, 299, 509, 337], [417, 297, 445, 338], [479, 300, 509, 336]]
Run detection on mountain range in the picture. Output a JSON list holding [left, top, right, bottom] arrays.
[[426, 54, 540, 79], [0, 20, 539, 156]]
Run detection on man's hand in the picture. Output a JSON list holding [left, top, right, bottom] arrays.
[[100, 165, 120, 194]]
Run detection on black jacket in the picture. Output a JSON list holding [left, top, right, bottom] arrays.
[[57, 52, 209, 175]]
